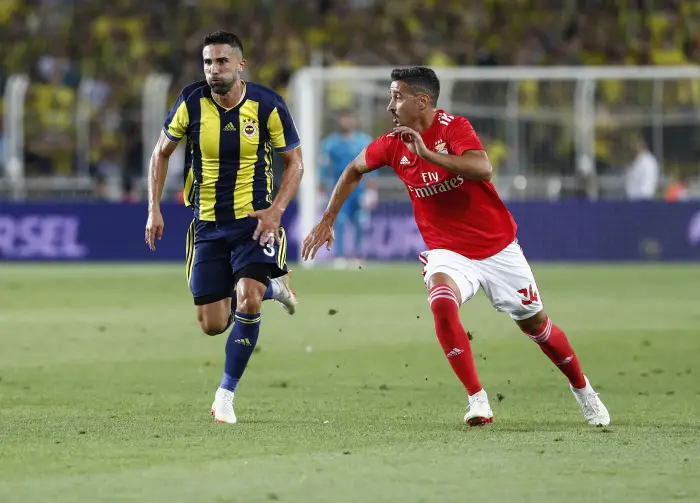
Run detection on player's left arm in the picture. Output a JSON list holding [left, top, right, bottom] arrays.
[[273, 146, 304, 217], [248, 94, 304, 245], [394, 117, 493, 181], [268, 94, 304, 215]]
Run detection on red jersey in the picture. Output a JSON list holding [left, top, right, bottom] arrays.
[[364, 110, 517, 260]]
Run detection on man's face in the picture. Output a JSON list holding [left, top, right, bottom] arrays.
[[203, 44, 246, 95], [387, 81, 423, 126], [338, 113, 357, 133]]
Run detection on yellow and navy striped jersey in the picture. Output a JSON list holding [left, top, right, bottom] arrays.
[[163, 80, 300, 222]]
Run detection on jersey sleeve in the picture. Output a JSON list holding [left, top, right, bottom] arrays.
[[163, 91, 190, 142], [268, 94, 301, 153], [447, 116, 484, 155], [364, 135, 392, 171]]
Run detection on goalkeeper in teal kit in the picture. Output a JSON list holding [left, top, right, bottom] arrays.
[[319, 111, 376, 265]]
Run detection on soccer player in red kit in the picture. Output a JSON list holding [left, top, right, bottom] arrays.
[[302, 67, 610, 427]]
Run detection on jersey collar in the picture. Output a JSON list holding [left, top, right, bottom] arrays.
[[423, 109, 442, 135]]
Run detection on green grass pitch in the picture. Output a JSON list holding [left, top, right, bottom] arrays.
[[0, 262, 698, 503]]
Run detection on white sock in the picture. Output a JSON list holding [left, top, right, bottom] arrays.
[[270, 278, 282, 299]]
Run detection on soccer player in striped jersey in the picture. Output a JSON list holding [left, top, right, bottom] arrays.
[[144, 31, 303, 424]]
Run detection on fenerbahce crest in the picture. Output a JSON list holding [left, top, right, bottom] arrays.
[[434, 140, 448, 154], [242, 118, 258, 137]]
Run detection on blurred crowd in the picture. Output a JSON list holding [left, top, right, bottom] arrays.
[[1, 0, 699, 200]]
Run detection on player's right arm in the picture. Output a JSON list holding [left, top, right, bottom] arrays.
[[145, 93, 189, 251], [302, 142, 383, 261], [145, 132, 179, 250]]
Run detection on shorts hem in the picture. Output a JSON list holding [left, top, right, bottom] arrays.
[[234, 262, 287, 279], [193, 292, 230, 306], [233, 263, 283, 287], [422, 264, 475, 304], [508, 307, 543, 321]]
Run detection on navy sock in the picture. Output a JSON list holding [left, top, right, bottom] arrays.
[[220, 311, 261, 392], [224, 284, 271, 335], [263, 281, 274, 300]]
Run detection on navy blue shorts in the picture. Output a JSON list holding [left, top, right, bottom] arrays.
[[185, 218, 288, 305]]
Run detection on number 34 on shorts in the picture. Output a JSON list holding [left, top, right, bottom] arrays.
[[419, 242, 543, 321]]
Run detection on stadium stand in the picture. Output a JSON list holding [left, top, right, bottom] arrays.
[[1, 0, 699, 200]]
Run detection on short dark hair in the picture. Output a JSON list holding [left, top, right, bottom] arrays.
[[203, 30, 244, 56], [390, 67, 440, 104]]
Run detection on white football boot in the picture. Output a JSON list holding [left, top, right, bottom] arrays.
[[570, 376, 610, 426], [464, 389, 494, 427], [270, 272, 297, 315], [211, 387, 237, 424]]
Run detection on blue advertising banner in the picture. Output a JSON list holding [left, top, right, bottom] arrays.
[[0, 202, 296, 262], [509, 201, 700, 261], [0, 200, 699, 262], [346, 201, 700, 262]]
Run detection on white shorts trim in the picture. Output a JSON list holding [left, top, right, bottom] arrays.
[[420, 242, 543, 321]]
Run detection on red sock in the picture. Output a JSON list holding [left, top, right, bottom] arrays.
[[524, 316, 586, 389], [429, 285, 482, 395]]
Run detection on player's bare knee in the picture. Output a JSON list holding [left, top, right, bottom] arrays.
[[199, 318, 229, 336], [237, 293, 263, 314], [516, 310, 547, 334], [201, 324, 226, 336], [235, 278, 265, 314], [196, 301, 231, 336]]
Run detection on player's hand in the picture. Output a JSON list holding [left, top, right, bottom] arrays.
[[302, 218, 335, 261], [249, 206, 283, 247], [393, 126, 430, 158], [145, 210, 164, 251]]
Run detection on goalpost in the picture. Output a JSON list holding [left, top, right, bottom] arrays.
[[288, 65, 700, 267]]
